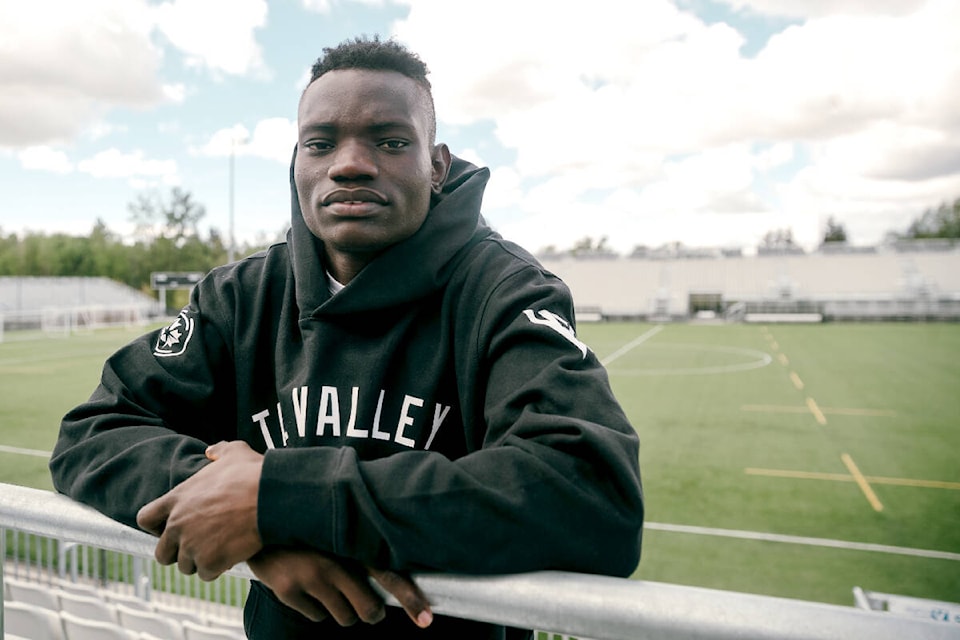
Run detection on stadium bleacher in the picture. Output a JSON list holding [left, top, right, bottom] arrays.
[[540, 244, 960, 321], [0, 277, 159, 313], [2, 576, 244, 640], [0, 277, 164, 336]]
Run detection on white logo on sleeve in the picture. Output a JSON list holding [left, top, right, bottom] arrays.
[[154, 310, 195, 357], [522, 309, 588, 358]]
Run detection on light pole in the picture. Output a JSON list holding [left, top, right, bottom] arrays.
[[227, 133, 249, 263], [228, 137, 238, 264]]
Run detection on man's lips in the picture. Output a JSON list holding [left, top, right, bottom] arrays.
[[321, 188, 388, 206]]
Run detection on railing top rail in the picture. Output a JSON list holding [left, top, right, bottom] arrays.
[[1, 482, 954, 640]]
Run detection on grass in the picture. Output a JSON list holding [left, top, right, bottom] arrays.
[[2, 321, 959, 608], [0, 326, 161, 490], [578, 321, 960, 605]]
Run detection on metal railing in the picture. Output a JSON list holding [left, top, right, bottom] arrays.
[[1, 482, 956, 640]]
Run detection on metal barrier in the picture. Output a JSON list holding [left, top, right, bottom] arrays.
[[1, 482, 956, 640]]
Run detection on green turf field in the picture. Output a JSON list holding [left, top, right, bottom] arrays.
[[2, 322, 959, 607]]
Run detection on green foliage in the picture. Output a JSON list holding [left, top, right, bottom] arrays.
[[905, 196, 960, 239], [822, 216, 848, 244], [0, 188, 280, 292]]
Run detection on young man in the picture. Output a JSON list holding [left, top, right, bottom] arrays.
[[50, 37, 644, 639]]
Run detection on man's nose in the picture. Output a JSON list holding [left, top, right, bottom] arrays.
[[328, 140, 378, 181]]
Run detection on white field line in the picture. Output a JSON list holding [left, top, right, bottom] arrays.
[[0, 444, 51, 458], [600, 325, 664, 366], [645, 521, 960, 562]]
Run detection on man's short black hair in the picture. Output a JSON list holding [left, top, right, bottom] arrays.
[[308, 36, 437, 142], [310, 35, 431, 89]]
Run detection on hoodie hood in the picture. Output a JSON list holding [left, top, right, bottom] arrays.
[[288, 150, 493, 317]]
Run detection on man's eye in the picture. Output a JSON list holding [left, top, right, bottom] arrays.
[[380, 139, 409, 150], [304, 140, 333, 151]]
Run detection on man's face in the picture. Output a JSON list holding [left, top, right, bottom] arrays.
[[295, 69, 449, 269]]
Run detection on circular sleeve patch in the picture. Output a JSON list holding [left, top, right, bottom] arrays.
[[154, 309, 196, 357]]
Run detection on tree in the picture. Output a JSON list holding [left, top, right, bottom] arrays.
[[758, 228, 802, 254], [569, 236, 616, 257], [905, 197, 960, 239], [0, 187, 277, 293], [129, 187, 207, 246], [822, 217, 847, 244]]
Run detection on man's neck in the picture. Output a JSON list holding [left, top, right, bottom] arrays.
[[324, 251, 373, 285]]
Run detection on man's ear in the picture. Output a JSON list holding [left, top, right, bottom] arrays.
[[430, 143, 452, 194]]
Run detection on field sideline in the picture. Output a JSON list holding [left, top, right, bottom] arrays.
[[1, 321, 958, 607]]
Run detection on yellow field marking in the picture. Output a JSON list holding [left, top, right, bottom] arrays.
[[770, 340, 779, 350], [745, 468, 960, 491], [741, 404, 896, 417], [806, 397, 827, 425], [746, 468, 850, 482], [841, 453, 884, 512], [820, 407, 897, 417], [789, 371, 804, 390], [864, 476, 960, 490], [777, 353, 789, 366]]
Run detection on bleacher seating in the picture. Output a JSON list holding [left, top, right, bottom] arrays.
[[60, 611, 137, 640], [540, 249, 960, 320], [0, 277, 158, 314], [116, 604, 185, 640], [57, 591, 120, 624], [149, 603, 207, 627], [7, 580, 61, 611], [2, 577, 244, 640], [101, 590, 155, 612], [181, 621, 244, 640], [5, 601, 64, 640], [0, 276, 163, 335]]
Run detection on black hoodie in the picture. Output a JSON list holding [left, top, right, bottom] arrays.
[[51, 155, 643, 639]]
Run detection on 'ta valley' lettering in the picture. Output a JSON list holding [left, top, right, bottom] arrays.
[[251, 385, 452, 451]]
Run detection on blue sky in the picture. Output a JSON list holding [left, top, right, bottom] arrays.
[[2, 0, 958, 256]]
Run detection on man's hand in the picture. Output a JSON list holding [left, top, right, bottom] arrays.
[[137, 440, 264, 581], [247, 548, 433, 629]]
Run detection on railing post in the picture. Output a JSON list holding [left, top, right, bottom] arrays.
[[58, 541, 68, 580], [1, 527, 6, 638], [98, 547, 107, 587], [135, 556, 151, 601]]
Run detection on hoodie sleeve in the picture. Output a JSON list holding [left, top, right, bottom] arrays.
[[49, 282, 237, 529], [257, 258, 644, 577]]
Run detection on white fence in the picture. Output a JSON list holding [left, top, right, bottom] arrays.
[[1, 483, 956, 640]]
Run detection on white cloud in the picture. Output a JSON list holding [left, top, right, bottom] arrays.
[[295, 67, 313, 92], [754, 143, 794, 171], [194, 118, 298, 164], [0, 0, 163, 147], [18, 146, 74, 174], [247, 118, 299, 163], [77, 148, 178, 183], [392, 0, 960, 250], [162, 83, 188, 103], [152, 0, 268, 77], [82, 121, 129, 142], [717, 0, 927, 19], [301, 0, 386, 12], [0, 0, 272, 148]]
